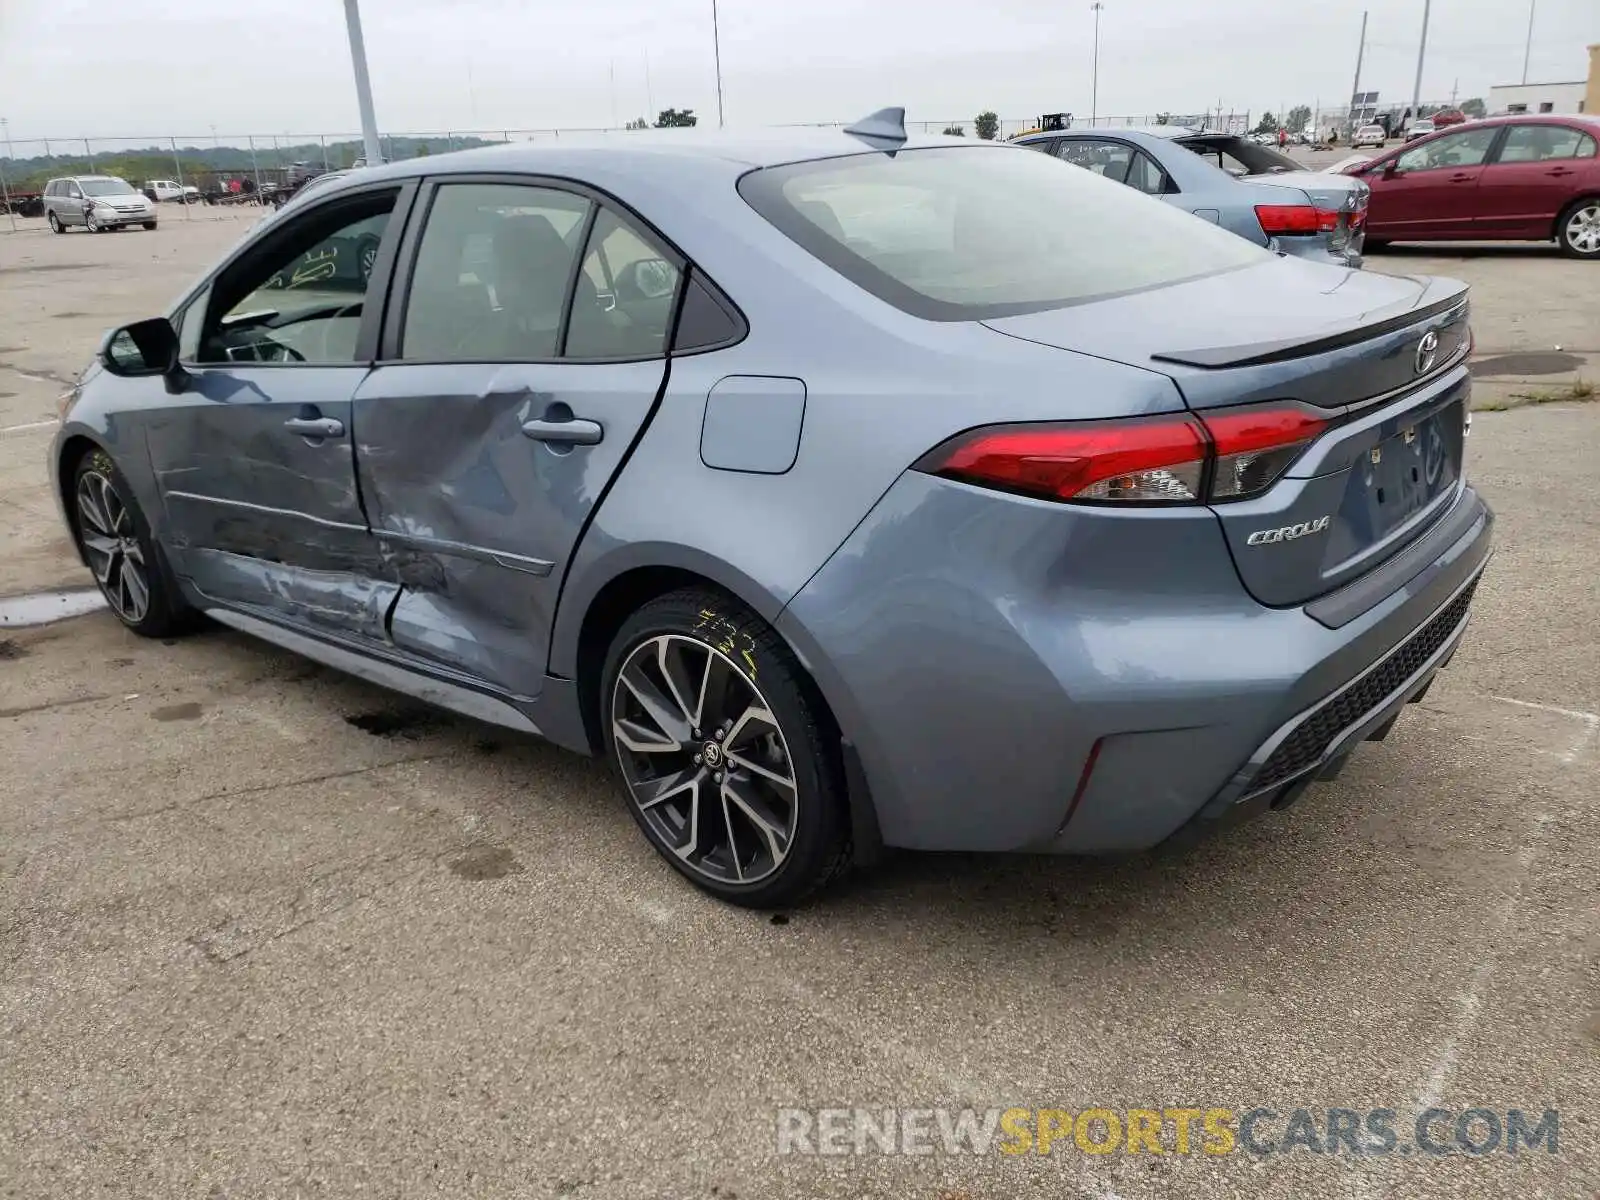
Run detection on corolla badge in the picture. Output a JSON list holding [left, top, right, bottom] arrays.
[[1415, 330, 1440, 375], [1247, 515, 1332, 546]]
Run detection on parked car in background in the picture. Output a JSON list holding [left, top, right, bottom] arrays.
[[53, 125, 1490, 907], [1353, 124, 1388, 148], [1341, 114, 1600, 257], [1017, 126, 1369, 266], [43, 176, 157, 232], [1404, 119, 1435, 143], [1429, 109, 1467, 130], [143, 180, 200, 204]]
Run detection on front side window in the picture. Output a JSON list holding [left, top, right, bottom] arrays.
[[739, 146, 1267, 321], [197, 191, 397, 365], [1495, 124, 1598, 163], [1395, 126, 1500, 173], [66, 182, 83, 198], [401, 182, 591, 361]]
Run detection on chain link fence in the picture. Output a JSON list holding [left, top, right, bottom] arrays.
[[1, 112, 1268, 230]]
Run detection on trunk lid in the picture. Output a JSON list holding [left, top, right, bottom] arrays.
[[1248, 172, 1370, 254], [983, 258, 1472, 607]]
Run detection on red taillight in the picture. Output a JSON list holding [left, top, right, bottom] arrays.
[[925, 417, 1208, 503], [1254, 204, 1340, 236], [1204, 408, 1327, 498], [920, 407, 1327, 505]]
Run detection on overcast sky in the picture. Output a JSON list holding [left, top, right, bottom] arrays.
[[1, 0, 1595, 145]]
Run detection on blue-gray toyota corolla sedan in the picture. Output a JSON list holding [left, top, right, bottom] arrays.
[[50, 118, 1493, 907]]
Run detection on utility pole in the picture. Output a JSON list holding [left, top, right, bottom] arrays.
[[1090, 3, 1104, 126], [1409, 0, 1432, 129], [1521, 0, 1536, 85], [342, 0, 384, 167], [711, 0, 725, 128], [1349, 10, 1368, 134]]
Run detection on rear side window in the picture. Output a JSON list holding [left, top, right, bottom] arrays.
[[401, 182, 591, 361], [1496, 124, 1598, 163], [738, 146, 1266, 321]]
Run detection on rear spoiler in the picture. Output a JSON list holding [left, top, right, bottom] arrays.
[[1151, 280, 1468, 370]]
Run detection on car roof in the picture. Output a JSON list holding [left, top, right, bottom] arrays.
[[350, 127, 989, 186], [1466, 112, 1600, 128]]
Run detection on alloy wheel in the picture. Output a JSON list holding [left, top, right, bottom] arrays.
[[359, 241, 378, 283], [47, 211, 62, 233], [1565, 204, 1600, 255], [75, 470, 150, 624], [611, 633, 800, 886], [85, 210, 99, 233]]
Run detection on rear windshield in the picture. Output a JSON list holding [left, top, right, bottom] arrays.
[[738, 146, 1267, 321], [1177, 136, 1303, 175], [80, 178, 136, 196]]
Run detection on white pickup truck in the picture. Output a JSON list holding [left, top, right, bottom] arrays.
[[143, 180, 200, 204]]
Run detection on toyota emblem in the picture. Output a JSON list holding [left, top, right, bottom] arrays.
[[1415, 331, 1440, 375]]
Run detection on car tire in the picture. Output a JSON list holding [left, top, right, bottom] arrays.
[[1363, 239, 1389, 253], [601, 588, 852, 908], [70, 448, 198, 639], [143, 222, 158, 231], [1556, 196, 1600, 259], [47, 210, 62, 234], [355, 234, 380, 285], [84, 210, 100, 233]]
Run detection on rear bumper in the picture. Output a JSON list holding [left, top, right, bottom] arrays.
[[779, 472, 1493, 856]]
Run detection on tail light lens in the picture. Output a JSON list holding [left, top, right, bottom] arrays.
[[1254, 204, 1340, 236], [917, 406, 1327, 506]]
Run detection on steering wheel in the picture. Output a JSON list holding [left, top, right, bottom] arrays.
[[313, 302, 364, 362]]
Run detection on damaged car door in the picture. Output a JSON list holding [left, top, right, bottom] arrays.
[[351, 178, 680, 700], [145, 182, 412, 638]]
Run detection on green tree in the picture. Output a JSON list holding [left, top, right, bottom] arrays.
[[942, 125, 965, 136], [415, 144, 430, 157], [1253, 111, 1278, 135], [1460, 97, 1487, 119], [1154, 113, 1171, 125], [1286, 105, 1311, 132], [625, 117, 650, 130], [974, 111, 999, 140], [655, 108, 698, 128]]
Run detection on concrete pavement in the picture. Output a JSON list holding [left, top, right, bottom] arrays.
[[2, 210, 1596, 1200]]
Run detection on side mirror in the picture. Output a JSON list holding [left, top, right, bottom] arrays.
[[99, 317, 187, 390], [1382, 160, 1400, 178]]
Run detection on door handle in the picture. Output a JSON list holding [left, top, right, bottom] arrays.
[[1449, 173, 1475, 183], [1545, 168, 1575, 177], [521, 417, 603, 445], [283, 416, 344, 438]]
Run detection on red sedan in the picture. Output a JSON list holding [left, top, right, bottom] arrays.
[[1341, 114, 1600, 257]]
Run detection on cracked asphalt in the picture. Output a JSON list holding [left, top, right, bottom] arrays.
[[1, 209, 1597, 1199]]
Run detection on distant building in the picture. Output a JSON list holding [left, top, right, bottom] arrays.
[[1487, 80, 1587, 115]]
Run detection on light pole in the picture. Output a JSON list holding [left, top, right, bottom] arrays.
[[342, 0, 384, 166], [711, 0, 726, 127], [1409, 0, 1432, 130], [1521, 0, 1536, 85], [1089, 3, 1104, 126]]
